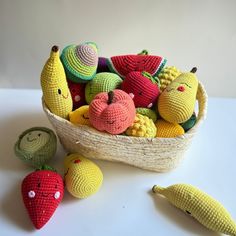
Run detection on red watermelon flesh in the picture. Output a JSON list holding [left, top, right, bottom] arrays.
[[107, 54, 166, 78]]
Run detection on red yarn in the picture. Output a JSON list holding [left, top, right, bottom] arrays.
[[108, 54, 165, 78], [67, 79, 86, 110], [121, 71, 160, 108], [21, 170, 64, 229]]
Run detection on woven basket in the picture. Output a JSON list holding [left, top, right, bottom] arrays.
[[42, 82, 207, 172]]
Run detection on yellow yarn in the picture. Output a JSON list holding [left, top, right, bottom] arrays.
[[64, 153, 103, 198], [69, 105, 90, 126], [158, 68, 198, 124], [41, 46, 72, 119], [152, 184, 236, 235], [155, 119, 184, 138], [158, 66, 182, 92], [126, 114, 156, 138]]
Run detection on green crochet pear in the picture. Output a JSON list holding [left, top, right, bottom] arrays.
[[85, 72, 122, 104]]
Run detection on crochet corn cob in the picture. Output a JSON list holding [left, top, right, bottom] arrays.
[[126, 114, 156, 138], [152, 184, 236, 235], [85, 72, 122, 104], [61, 42, 98, 83], [41, 45, 73, 119], [14, 127, 57, 168], [158, 66, 182, 92], [64, 154, 103, 198], [155, 119, 184, 138]]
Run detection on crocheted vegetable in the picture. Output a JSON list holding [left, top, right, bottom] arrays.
[[121, 71, 160, 108], [181, 112, 197, 132], [97, 57, 110, 73], [155, 120, 185, 138], [85, 72, 122, 104], [41, 45, 73, 119], [158, 67, 198, 123], [67, 79, 86, 110], [64, 153, 103, 198], [21, 166, 64, 229], [158, 66, 182, 92], [107, 50, 166, 78], [152, 184, 236, 236], [89, 89, 136, 134], [126, 114, 156, 138], [69, 105, 90, 126], [136, 108, 157, 122], [61, 42, 98, 83], [14, 127, 57, 168]]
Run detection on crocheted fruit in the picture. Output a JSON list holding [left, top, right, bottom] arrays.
[[136, 108, 157, 122], [14, 127, 57, 168], [97, 57, 110, 73], [61, 42, 98, 83], [126, 114, 156, 138], [155, 119, 185, 138], [121, 71, 160, 108], [64, 153, 103, 198], [158, 67, 198, 123], [89, 89, 136, 135], [152, 184, 236, 235], [69, 105, 90, 126], [21, 166, 64, 229], [67, 79, 86, 110], [158, 66, 182, 92], [85, 72, 122, 104], [181, 112, 197, 132], [107, 50, 166, 78], [41, 45, 73, 119]]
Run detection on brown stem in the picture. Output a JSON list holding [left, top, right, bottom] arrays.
[[52, 45, 59, 52], [108, 91, 114, 105], [190, 67, 197, 73]]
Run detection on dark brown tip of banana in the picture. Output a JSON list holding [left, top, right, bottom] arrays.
[[52, 45, 59, 52], [190, 67, 197, 73]]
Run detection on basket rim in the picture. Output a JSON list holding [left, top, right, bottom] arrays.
[[42, 81, 208, 143]]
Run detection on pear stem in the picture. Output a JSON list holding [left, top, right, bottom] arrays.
[[52, 45, 59, 52]]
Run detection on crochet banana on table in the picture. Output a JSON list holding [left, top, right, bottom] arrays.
[[152, 184, 236, 236]]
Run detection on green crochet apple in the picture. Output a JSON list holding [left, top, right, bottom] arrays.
[[85, 72, 122, 104]]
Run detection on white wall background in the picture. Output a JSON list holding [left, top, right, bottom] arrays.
[[0, 0, 236, 97]]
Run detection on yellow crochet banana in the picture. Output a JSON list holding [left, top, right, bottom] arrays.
[[152, 184, 236, 236], [41, 45, 72, 119]]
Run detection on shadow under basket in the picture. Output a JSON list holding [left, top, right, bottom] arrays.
[[42, 82, 208, 172]]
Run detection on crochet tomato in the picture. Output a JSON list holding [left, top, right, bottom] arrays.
[[89, 89, 136, 134]]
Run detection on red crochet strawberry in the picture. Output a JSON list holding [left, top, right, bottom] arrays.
[[67, 79, 86, 110], [21, 166, 64, 229], [121, 71, 160, 108]]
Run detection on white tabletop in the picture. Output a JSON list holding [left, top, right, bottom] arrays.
[[0, 88, 236, 236]]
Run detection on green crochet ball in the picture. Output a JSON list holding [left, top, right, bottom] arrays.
[[14, 127, 57, 168], [181, 112, 197, 131], [85, 72, 122, 104], [136, 108, 158, 122]]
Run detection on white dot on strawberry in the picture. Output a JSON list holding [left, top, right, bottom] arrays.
[[28, 190, 35, 198], [74, 95, 81, 102], [54, 191, 60, 199], [129, 93, 134, 99], [147, 103, 153, 108]]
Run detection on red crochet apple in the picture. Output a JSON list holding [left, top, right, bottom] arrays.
[[89, 89, 136, 134], [67, 79, 86, 110], [121, 71, 160, 108], [21, 166, 64, 229]]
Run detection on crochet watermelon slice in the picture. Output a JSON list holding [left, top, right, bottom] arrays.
[[107, 50, 166, 78]]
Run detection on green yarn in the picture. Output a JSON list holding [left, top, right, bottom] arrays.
[[136, 108, 158, 122], [181, 113, 197, 131], [85, 72, 122, 104], [14, 127, 57, 168]]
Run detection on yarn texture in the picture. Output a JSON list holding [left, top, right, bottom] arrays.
[[14, 127, 57, 167], [69, 105, 90, 126], [136, 108, 157, 122], [152, 184, 236, 235], [64, 154, 103, 198], [40, 45, 73, 119]]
